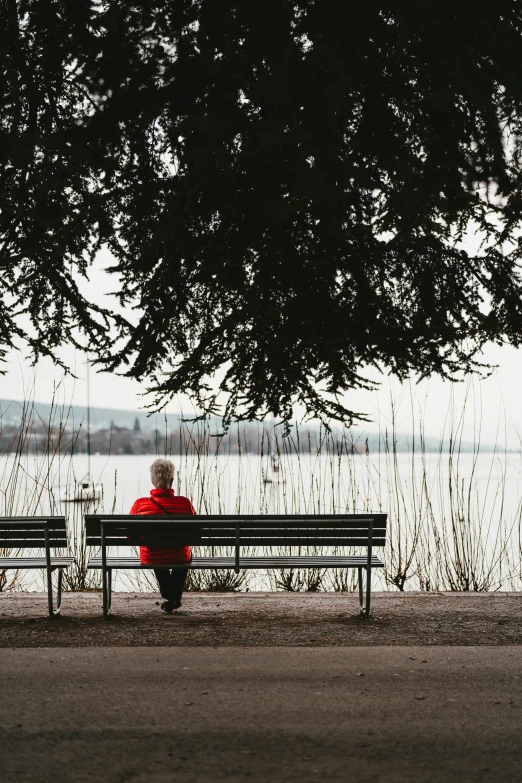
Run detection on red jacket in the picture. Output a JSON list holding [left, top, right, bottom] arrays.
[[129, 488, 197, 565]]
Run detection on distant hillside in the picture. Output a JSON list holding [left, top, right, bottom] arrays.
[[0, 398, 503, 453], [0, 398, 184, 431]]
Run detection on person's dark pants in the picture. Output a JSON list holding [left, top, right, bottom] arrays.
[[154, 567, 189, 605]]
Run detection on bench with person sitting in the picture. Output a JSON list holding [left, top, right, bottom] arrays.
[[86, 459, 387, 618]]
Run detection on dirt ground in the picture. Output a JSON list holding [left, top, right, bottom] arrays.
[[1, 591, 522, 647]]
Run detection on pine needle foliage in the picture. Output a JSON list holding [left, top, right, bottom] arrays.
[[3, 2, 522, 425]]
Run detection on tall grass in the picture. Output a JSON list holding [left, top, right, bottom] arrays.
[[0, 391, 109, 592], [1, 385, 521, 593]]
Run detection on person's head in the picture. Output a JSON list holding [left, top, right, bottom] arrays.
[[150, 458, 175, 489]]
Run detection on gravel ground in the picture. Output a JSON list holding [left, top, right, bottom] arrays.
[[1, 591, 522, 647]]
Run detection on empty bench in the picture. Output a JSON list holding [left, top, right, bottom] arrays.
[[0, 517, 74, 616], [86, 514, 387, 618]]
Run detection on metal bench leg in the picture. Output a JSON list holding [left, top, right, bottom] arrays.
[[103, 568, 112, 618], [365, 566, 372, 618], [357, 567, 372, 617], [47, 568, 63, 618], [45, 522, 63, 618], [362, 519, 374, 618]]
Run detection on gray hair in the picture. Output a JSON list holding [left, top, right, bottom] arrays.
[[150, 458, 175, 489]]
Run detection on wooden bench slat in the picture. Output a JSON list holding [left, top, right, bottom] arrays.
[[87, 555, 384, 569], [85, 520, 387, 529], [0, 526, 66, 533], [86, 513, 386, 520], [86, 533, 202, 542], [0, 539, 68, 548], [0, 557, 74, 568], [86, 532, 386, 542], [0, 521, 66, 527], [86, 554, 385, 562], [86, 525, 387, 533], [85, 526, 386, 536], [88, 537, 386, 548], [0, 530, 68, 539], [0, 517, 66, 525]]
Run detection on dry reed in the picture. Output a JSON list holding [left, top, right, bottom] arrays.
[[0, 384, 520, 594]]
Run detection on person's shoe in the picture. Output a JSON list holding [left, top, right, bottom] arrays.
[[160, 600, 182, 614]]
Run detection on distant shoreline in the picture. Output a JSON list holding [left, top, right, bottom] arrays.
[[0, 397, 508, 455]]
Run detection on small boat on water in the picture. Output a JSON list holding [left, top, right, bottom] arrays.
[[61, 475, 103, 503]]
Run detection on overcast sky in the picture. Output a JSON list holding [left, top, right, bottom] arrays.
[[2, 246, 521, 448]]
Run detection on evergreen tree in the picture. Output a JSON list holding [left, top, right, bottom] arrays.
[[3, 2, 522, 425]]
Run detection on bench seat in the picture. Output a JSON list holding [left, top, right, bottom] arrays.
[[88, 555, 384, 569]]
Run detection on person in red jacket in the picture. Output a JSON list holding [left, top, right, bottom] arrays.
[[130, 458, 197, 613]]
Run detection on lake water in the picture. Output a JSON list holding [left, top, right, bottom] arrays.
[[3, 450, 522, 592], [48, 450, 522, 514]]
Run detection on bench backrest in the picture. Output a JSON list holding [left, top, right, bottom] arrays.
[[0, 517, 67, 549], [85, 514, 387, 548]]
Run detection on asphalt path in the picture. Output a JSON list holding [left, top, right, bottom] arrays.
[[1, 647, 521, 782]]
